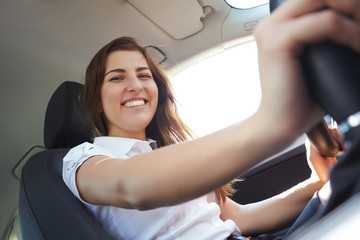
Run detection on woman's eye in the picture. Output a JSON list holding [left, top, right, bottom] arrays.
[[110, 76, 124, 81], [139, 74, 152, 80]]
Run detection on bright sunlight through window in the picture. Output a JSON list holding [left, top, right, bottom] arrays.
[[171, 40, 262, 137], [225, 0, 269, 9]]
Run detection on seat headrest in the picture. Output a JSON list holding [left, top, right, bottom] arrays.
[[44, 81, 93, 149]]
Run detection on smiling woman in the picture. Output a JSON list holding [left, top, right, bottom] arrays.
[[171, 40, 262, 137], [101, 50, 159, 140]]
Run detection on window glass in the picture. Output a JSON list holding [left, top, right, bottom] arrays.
[[171, 40, 261, 137], [7, 216, 20, 240], [225, 0, 269, 9]]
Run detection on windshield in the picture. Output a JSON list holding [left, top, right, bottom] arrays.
[[171, 40, 261, 137]]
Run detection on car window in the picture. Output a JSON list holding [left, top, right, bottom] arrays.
[[6, 216, 20, 240], [225, 0, 269, 9], [171, 40, 261, 137]]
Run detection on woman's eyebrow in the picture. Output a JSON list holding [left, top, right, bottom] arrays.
[[136, 67, 150, 72], [104, 67, 150, 77], [105, 68, 125, 77]]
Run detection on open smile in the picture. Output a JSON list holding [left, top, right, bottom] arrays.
[[122, 99, 148, 108]]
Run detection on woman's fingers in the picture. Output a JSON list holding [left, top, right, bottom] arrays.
[[306, 139, 337, 182], [257, 0, 360, 55], [279, 10, 360, 53], [327, 0, 360, 21], [270, 0, 327, 21]]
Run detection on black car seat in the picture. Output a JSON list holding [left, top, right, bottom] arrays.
[[18, 81, 114, 240]]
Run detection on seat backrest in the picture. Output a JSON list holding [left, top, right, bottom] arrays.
[[18, 81, 113, 240], [44, 81, 94, 149]]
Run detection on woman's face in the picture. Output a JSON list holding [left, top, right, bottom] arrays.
[[100, 50, 159, 139]]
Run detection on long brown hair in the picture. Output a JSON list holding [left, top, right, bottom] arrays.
[[83, 36, 233, 203]]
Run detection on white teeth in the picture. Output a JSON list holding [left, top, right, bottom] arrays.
[[124, 100, 145, 107]]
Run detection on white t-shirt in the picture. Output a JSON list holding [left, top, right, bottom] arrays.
[[63, 136, 241, 240]]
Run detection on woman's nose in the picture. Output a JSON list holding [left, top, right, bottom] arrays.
[[126, 76, 143, 92]]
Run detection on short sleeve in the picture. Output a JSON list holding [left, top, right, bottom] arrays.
[[62, 142, 114, 202]]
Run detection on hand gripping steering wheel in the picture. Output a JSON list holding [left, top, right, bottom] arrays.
[[270, 0, 360, 157]]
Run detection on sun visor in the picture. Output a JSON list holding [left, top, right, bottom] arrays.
[[127, 0, 204, 39]]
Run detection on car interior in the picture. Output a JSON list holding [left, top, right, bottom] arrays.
[[1, 0, 360, 239]]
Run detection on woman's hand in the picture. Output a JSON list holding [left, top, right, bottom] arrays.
[[305, 128, 343, 183], [305, 140, 337, 184], [254, 0, 360, 142]]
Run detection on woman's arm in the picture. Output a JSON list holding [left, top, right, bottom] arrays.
[[219, 179, 323, 236], [220, 129, 344, 235], [77, 114, 293, 209], [76, 0, 360, 210]]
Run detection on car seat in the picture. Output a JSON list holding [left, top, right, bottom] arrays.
[[18, 81, 114, 240]]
